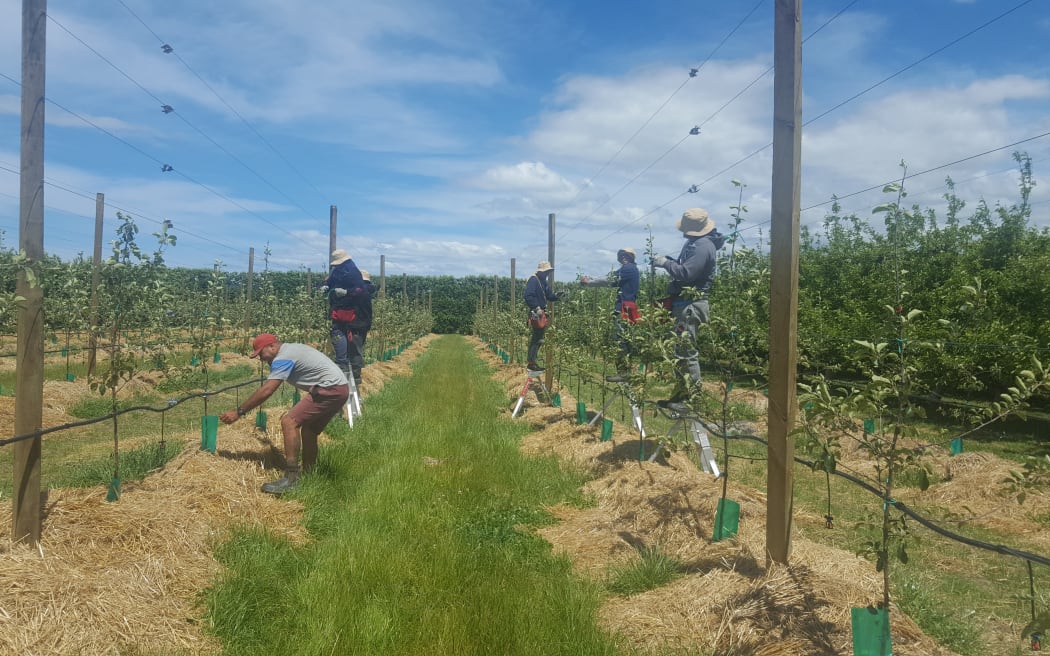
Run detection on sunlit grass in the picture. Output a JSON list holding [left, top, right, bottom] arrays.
[[205, 335, 628, 656]]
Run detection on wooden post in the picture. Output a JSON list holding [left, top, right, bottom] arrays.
[[509, 258, 516, 363], [379, 255, 386, 299], [245, 248, 254, 343], [328, 205, 337, 263], [87, 192, 103, 376], [766, 0, 802, 566], [544, 213, 556, 390], [13, 0, 47, 545], [401, 273, 407, 301]]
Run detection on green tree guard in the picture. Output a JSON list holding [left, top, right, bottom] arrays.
[[106, 476, 121, 502], [851, 606, 892, 656], [712, 498, 740, 541], [201, 415, 218, 453]]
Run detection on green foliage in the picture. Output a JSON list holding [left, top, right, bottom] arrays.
[[61, 440, 182, 488], [605, 546, 683, 596], [69, 393, 158, 419], [205, 336, 617, 656]]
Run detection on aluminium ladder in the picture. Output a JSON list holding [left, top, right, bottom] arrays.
[[588, 377, 646, 441], [651, 402, 720, 477], [511, 368, 551, 418]]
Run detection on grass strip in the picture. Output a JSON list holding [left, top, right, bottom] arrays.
[[205, 335, 627, 656]]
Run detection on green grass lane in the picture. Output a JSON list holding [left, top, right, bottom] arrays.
[[205, 335, 625, 656]]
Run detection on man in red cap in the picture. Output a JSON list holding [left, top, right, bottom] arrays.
[[220, 333, 349, 495]]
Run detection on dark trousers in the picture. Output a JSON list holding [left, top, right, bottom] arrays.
[[329, 320, 352, 368], [527, 325, 546, 364]]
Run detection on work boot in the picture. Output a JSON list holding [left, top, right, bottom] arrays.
[[351, 368, 362, 386], [261, 470, 300, 496], [527, 362, 545, 373]]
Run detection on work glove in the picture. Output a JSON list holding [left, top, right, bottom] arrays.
[[653, 255, 671, 268], [320, 285, 329, 293], [531, 307, 544, 320], [334, 288, 348, 297]]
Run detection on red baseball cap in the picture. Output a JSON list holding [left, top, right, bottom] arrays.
[[250, 333, 278, 358]]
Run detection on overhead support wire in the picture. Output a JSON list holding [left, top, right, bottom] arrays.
[[113, 0, 331, 206], [558, 0, 864, 257], [45, 10, 323, 247]]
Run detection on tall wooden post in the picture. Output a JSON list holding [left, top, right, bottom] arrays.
[[544, 213, 556, 389], [379, 255, 386, 299], [401, 273, 407, 301], [328, 205, 337, 262], [766, 0, 802, 566], [13, 0, 47, 545], [245, 248, 255, 343], [509, 258, 516, 363], [87, 192, 103, 376]]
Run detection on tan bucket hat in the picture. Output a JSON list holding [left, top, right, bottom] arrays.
[[675, 208, 715, 237], [330, 249, 351, 266], [536, 260, 554, 272]]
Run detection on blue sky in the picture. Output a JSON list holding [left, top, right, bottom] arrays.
[[1, 0, 1048, 279]]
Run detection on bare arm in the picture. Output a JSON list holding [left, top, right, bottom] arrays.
[[220, 378, 282, 424]]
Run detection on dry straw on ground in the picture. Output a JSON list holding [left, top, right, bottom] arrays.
[[0, 335, 434, 655], [478, 340, 970, 655], [1, 334, 1040, 654]]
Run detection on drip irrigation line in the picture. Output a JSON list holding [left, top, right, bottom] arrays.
[[113, 0, 331, 206], [0, 376, 265, 448], [712, 428, 1050, 567]]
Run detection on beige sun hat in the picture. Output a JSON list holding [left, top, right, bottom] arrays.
[[330, 249, 352, 266], [620, 247, 636, 257], [536, 260, 554, 272], [675, 208, 715, 237]]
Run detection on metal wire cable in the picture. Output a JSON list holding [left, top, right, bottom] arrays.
[[112, 0, 332, 206], [42, 13, 322, 246]]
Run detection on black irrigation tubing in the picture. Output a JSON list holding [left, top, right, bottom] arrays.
[[713, 428, 1050, 568], [0, 376, 265, 448]]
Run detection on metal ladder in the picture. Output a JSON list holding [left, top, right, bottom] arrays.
[[511, 369, 551, 418], [589, 377, 646, 440], [651, 402, 721, 477], [343, 370, 362, 426]]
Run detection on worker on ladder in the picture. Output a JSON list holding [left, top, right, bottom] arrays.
[[580, 246, 640, 381], [523, 260, 561, 373]]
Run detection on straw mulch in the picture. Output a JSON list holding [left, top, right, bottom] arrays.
[[0, 335, 435, 656], [474, 338, 961, 655]]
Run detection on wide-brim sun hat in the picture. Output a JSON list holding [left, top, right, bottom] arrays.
[[536, 260, 554, 272], [330, 249, 351, 266], [619, 247, 636, 257], [675, 208, 716, 237]]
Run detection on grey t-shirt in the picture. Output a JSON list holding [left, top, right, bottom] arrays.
[[266, 343, 347, 390]]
